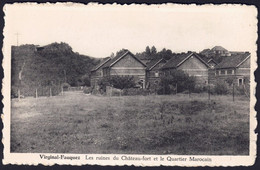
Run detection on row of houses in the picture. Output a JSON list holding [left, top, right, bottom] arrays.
[[90, 48, 250, 89]]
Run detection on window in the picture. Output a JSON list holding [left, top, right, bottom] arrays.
[[227, 69, 232, 75], [221, 70, 225, 75], [238, 78, 244, 86], [155, 71, 159, 77]]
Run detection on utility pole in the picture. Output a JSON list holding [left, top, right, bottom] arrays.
[[233, 83, 235, 102], [208, 84, 210, 101]]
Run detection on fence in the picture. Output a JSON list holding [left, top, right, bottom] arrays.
[[99, 83, 250, 102], [11, 85, 86, 100]]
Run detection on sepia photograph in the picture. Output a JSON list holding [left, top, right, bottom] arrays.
[[2, 3, 257, 166]]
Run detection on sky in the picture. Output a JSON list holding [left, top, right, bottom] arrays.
[[4, 3, 257, 58]]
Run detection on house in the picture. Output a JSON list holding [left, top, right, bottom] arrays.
[[214, 52, 250, 86], [161, 52, 210, 85], [200, 46, 231, 58], [90, 57, 111, 88], [101, 50, 147, 88], [146, 58, 167, 89]]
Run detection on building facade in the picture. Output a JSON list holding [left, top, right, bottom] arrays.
[[90, 57, 111, 89], [146, 58, 167, 89], [214, 52, 250, 86], [91, 50, 147, 89], [161, 52, 210, 85]]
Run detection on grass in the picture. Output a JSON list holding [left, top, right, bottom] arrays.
[[11, 91, 249, 155]]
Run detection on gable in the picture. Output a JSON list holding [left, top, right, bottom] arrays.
[[112, 53, 146, 68], [238, 56, 250, 68], [151, 60, 167, 70], [178, 55, 208, 70]]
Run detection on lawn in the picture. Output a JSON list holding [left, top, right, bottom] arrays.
[[11, 91, 249, 155]]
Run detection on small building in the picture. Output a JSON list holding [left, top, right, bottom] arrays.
[[214, 52, 250, 86], [146, 58, 167, 89], [90, 57, 111, 89], [161, 52, 210, 85], [101, 50, 147, 88], [200, 46, 231, 58]]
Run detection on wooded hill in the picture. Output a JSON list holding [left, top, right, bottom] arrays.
[[11, 42, 100, 97]]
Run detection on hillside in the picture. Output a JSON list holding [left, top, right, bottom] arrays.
[[11, 42, 100, 97]]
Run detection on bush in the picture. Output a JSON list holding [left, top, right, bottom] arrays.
[[61, 83, 71, 91], [212, 81, 229, 95], [158, 70, 196, 94], [235, 84, 250, 96], [225, 77, 235, 86], [98, 76, 136, 92], [83, 87, 92, 94], [192, 84, 207, 93]]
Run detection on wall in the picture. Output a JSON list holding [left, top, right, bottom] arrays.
[[110, 54, 146, 77], [177, 55, 208, 84]]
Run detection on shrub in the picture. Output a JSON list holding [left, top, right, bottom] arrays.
[[225, 77, 235, 86], [213, 81, 229, 95], [192, 84, 207, 93], [159, 70, 196, 94], [61, 83, 71, 91], [235, 84, 250, 96], [98, 76, 136, 92], [83, 87, 92, 94]]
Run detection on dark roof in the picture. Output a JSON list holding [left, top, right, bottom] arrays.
[[161, 52, 209, 70], [91, 57, 111, 72], [207, 58, 218, 64], [215, 53, 250, 69], [196, 54, 218, 64], [146, 58, 166, 70], [102, 50, 146, 68]]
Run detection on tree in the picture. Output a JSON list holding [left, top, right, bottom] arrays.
[[145, 46, 151, 55], [110, 52, 115, 58], [116, 49, 128, 57], [157, 48, 173, 60], [159, 70, 196, 94], [151, 46, 157, 54]]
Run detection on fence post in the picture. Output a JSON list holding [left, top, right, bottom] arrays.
[[176, 83, 177, 95], [36, 88, 38, 99], [233, 83, 235, 102], [163, 83, 165, 95], [50, 87, 52, 97], [61, 86, 64, 96], [208, 84, 210, 101], [18, 89, 20, 101]]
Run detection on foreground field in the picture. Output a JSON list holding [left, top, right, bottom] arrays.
[[11, 92, 249, 155]]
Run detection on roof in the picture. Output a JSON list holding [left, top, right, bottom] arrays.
[[197, 54, 218, 64], [91, 57, 111, 72], [146, 58, 166, 70], [207, 58, 218, 64], [211, 46, 228, 52], [102, 50, 146, 68], [215, 52, 250, 69], [161, 52, 209, 70]]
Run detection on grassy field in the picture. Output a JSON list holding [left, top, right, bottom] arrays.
[[11, 91, 249, 155]]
